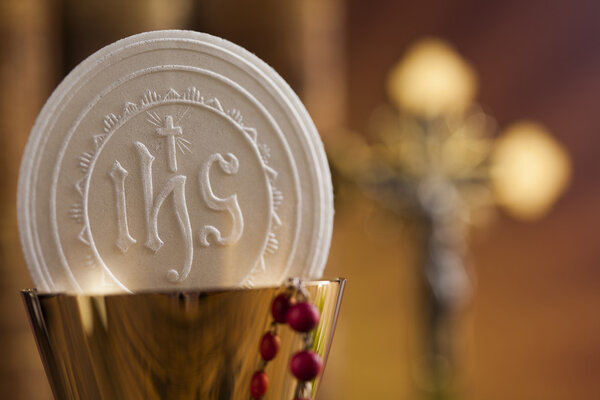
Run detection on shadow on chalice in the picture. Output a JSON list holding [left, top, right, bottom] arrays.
[[19, 31, 341, 400]]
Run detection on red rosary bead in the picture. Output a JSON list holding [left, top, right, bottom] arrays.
[[286, 302, 320, 332], [271, 293, 292, 323], [250, 371, 269, 399], [290, 350, 323, 381], [260, 332, 281, 361]]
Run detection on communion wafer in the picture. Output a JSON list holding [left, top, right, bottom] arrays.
[[18, 30, 333, 293]]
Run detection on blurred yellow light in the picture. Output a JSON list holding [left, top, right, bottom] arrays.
[[386, 38, 477, 117], [491, 121, 571, 220]]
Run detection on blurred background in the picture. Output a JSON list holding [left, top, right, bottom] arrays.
[[1, 0, 599, 399]]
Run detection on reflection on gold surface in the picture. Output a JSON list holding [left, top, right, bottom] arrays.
[[491, 121, 572, 220], [22, 280, 344, 400], [386, 38, 478, 117]]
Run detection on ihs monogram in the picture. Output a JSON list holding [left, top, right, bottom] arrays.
[[70, 87, 283, 287]]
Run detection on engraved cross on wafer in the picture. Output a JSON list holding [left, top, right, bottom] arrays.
[[156, 115, 183, 172]]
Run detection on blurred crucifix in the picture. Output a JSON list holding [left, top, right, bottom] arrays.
[[332, 38, 571, 399]]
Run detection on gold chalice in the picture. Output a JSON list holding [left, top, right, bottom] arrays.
[[22, 279, 345, 399]]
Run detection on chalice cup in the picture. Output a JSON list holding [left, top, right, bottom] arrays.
[[22, 278, 345, 399]]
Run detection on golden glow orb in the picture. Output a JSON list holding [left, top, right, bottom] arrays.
[[491, 121, 571, 220], [387, 38, 477, 117]]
